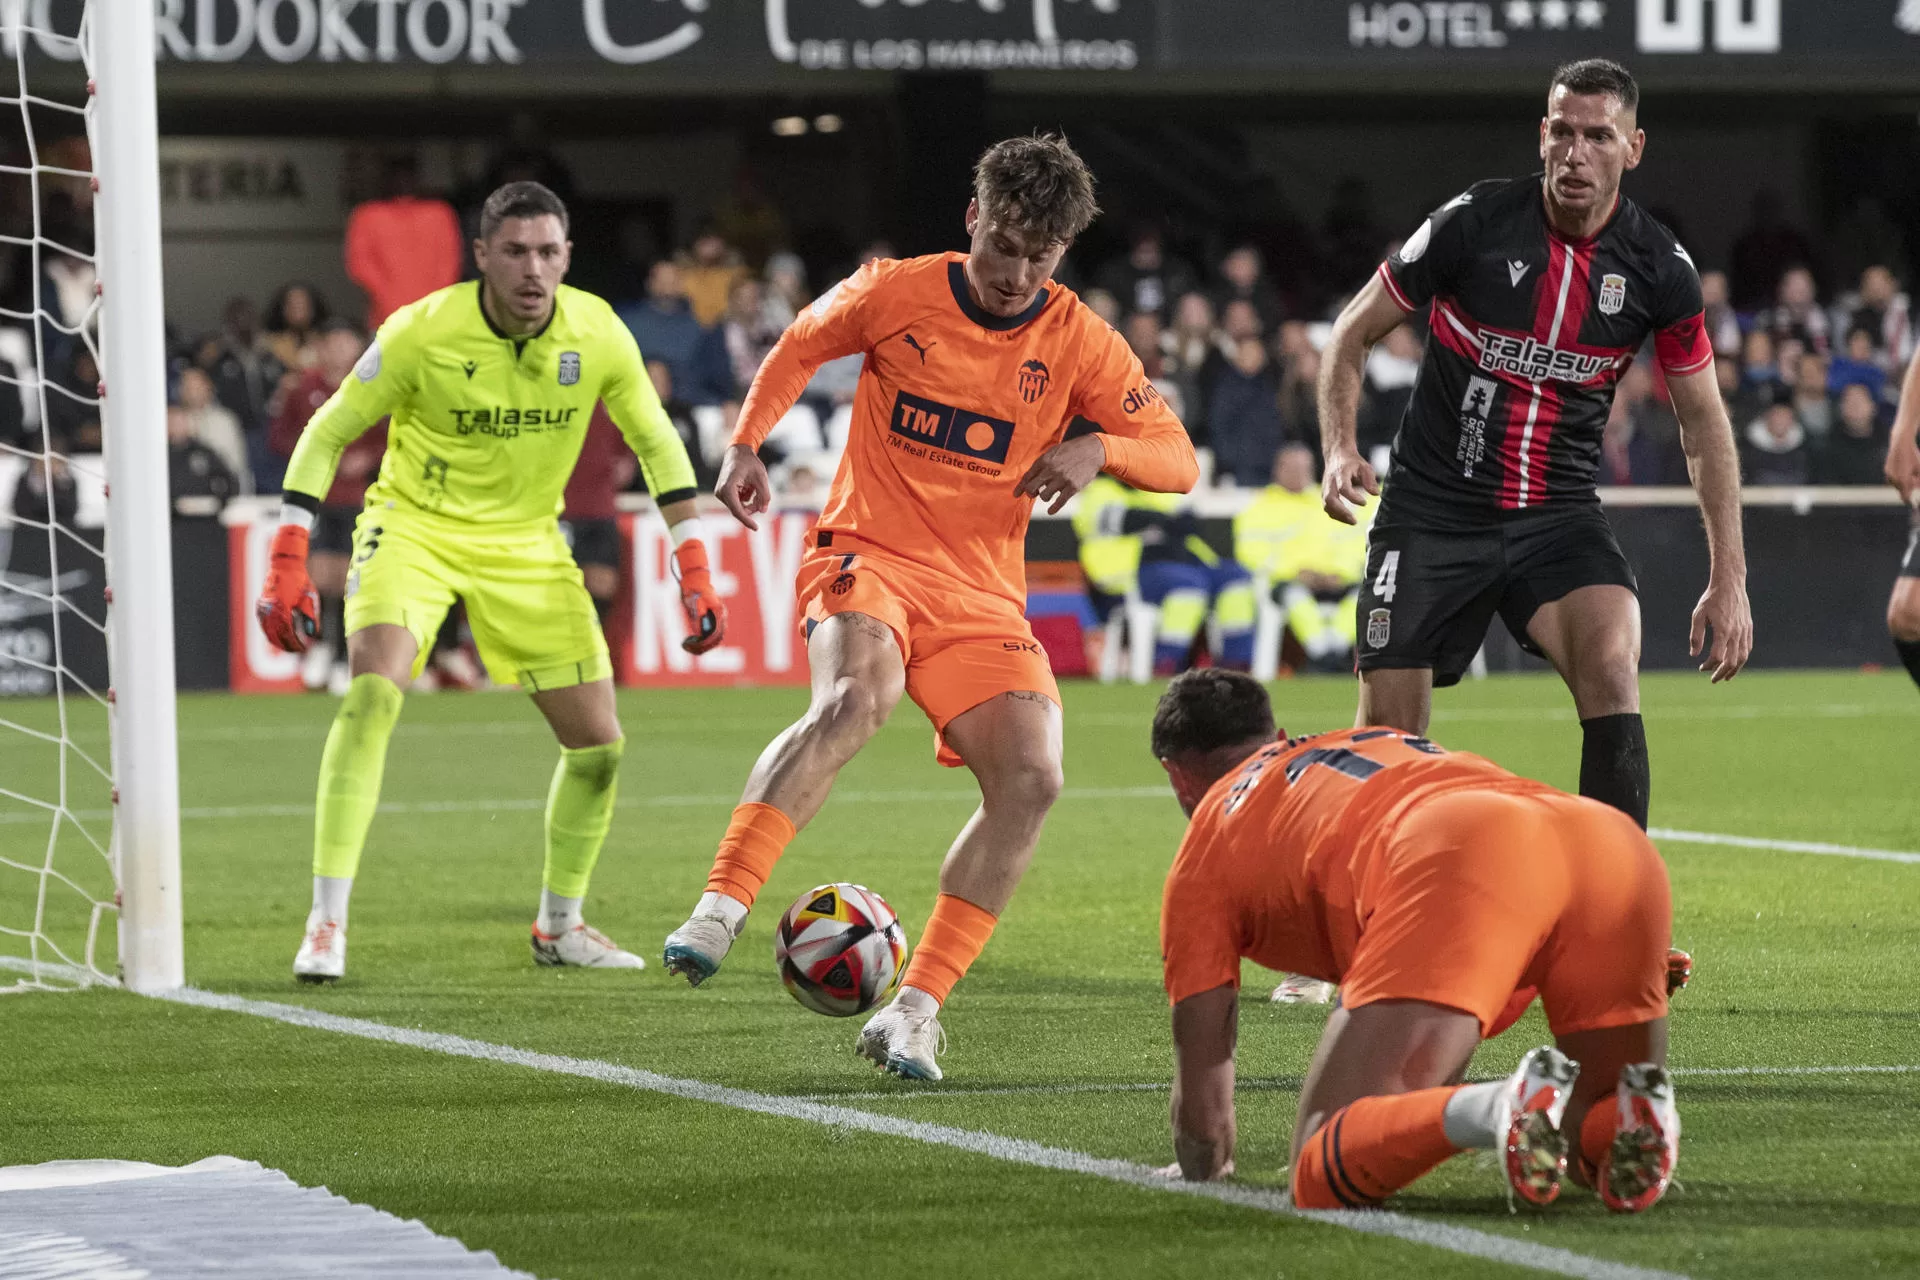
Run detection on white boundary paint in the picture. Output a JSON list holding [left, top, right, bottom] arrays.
[[148, 984, 1689, 1280], [5, 790, 1913, 866]]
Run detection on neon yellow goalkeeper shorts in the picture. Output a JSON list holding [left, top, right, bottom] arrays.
[[343, 503, 611, 692]]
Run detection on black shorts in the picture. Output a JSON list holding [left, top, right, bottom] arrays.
[[1902, 510, 1919, 579], [312, 505, 360, 557], [1356, 504, 1637, 687], [561, 517, 621, 571]]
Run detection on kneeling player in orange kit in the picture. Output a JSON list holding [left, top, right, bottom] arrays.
[[1153, 670, 1679, 1212]]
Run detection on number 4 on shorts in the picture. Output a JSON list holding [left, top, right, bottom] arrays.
[[1372, 549, 1400, 603]]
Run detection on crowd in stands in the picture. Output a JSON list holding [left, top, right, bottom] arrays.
[[3, 135, 1912, 548]]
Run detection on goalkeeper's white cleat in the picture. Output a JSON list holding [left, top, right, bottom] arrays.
[[530, 922, 645, 969], [855, 1002, 946, 1082], [1270, 974, 1337, 1005], [293, 919, 346, 983], [661, 913, 738, 987]]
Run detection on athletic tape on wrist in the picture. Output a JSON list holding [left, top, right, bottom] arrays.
[[279, 506, 316, 533], [668, 519, 701, 548]]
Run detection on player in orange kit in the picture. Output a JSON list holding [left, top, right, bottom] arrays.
[[1152, 669, 1680, 1213], [663, 134, 1199, 1080]]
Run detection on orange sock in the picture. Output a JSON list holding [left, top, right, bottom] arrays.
[[899, 893, 998, 1005], [1290, 1088, 1461, 1209], [1578, 1095, 1617, 1180], [705, 802, 796, 908]]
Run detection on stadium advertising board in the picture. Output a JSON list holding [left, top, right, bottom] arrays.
[[9, 0, 1897, 78], [621, 510, 814, 688], [224, 507, 816, 690]]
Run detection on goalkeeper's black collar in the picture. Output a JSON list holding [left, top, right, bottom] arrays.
[[476, 281, 557, 353]]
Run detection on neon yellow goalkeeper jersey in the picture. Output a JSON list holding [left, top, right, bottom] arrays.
[[283, 281, 697, 528]]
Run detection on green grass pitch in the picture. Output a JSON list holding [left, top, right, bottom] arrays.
[[2, 670, 1917, 1278]]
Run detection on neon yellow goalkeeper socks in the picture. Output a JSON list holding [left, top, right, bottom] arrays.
[[311, 673, 405, 881], [543, 738, 625, 899]]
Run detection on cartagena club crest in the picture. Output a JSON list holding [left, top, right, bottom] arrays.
[[1366, 608, 1392, 650], [558, 351, 581, 386], [1017, 358, 1050, 404], [1597, 273, 1627, 316]]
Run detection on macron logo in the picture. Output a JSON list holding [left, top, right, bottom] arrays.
[[1507, 259, 1530, 287]]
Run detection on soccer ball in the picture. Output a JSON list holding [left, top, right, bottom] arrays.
[[773, 882, 908, 1017]]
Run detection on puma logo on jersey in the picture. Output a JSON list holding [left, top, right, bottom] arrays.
[[903, 333, 936, 364], [1507, 259, 1530, 287]]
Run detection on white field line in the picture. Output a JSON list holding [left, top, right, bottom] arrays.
[[1646, 828, 1920, 866], [795, 1064, 1920, 1103], [0, 699, 1907, 750], [144, 985, 1685, 1280], [5, 788, 1915, 867]]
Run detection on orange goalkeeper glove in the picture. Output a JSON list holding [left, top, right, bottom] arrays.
[[255, 524, 321, 653], [672, 539, 727, 654]]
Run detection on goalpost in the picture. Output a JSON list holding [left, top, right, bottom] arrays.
[[0, 0, 179, 993]]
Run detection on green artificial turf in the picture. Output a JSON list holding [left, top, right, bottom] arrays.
[[2, 671, 1917, 1278]]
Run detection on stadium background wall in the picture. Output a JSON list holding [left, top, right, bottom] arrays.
[[147, 500, 1914, 696]]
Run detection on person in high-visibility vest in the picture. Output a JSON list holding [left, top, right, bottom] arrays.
[[1076, 473, 1255, 673], [1234, 443, 1375, 672]]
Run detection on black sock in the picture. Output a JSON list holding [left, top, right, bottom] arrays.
[[321, 595, 345, 646], [1580, 712, 1649, 830], [1897, 639, 1920, 691]]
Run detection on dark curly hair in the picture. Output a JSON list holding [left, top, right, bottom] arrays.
[[1150, 669, 1276, 760], [973, 133, 1100, 247]]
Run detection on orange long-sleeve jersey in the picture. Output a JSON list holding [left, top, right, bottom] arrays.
[[1161, 729, 1559, 1004], [732, 253, 1198, 606]]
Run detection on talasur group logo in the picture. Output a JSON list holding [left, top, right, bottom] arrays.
[[1017, 358, 1051, 404]]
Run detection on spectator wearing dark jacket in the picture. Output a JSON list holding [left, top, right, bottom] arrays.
[[1096, 226, 1197, 323], [1741, 392, 1812, 486], [1814, 383, 1889, 485], [1212, 245, 1284, 331], [1208, 336, 1284, 486], [167, 406, 239, 504], [618, 261, 731, 408]]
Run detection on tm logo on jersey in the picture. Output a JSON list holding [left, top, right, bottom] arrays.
[[888, 392, 1014, 468], [1476, 331, 1620, 384]]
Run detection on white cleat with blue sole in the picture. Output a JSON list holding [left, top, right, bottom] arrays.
[[661, 913, 738, 986]]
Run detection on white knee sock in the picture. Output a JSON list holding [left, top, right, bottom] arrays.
[[308, 875, 352, 929], [538, 889, 582, 935], [1441, 1080, 1507, 1149]]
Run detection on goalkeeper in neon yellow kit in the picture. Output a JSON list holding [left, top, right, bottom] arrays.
[[257, 182, 727, 981]]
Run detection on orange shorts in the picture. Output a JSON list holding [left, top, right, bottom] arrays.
[[1340, 788, 1671, 1037], [797, 538, 1060, 767]]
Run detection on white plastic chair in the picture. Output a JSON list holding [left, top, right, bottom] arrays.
[[1097, 586, 1160, 685], [1251, 573, 1285, 681]]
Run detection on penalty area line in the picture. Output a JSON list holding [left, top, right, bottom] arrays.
[[149, 985, 1687, 1280]]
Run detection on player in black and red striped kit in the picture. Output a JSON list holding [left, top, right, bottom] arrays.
[[1317, 59, 1752, 853]]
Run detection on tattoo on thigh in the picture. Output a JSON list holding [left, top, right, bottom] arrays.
[[1006, 690, 1054, 707]]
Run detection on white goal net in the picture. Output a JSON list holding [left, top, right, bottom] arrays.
[[0, 0, 178, 993]]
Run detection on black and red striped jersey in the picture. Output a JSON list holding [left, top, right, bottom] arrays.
[[1377, 175, 1711, 528]]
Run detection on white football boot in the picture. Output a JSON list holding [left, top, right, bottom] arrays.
[[530, 922, 645, 968], [1270, 974, 1337, 1005], [1496, 1044, 1581, 1208], [661, 913, 740, 986], [855, 1002, 947, 1082], [1596, 1064, 1681, 1214], [293, 919, 346, 983]]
